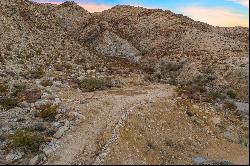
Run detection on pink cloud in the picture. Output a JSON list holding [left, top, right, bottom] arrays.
[[181, 6, 249, 27], [79, 3, 112, 12], [229, 0, 249, 7], [41, 1, 111, 12]]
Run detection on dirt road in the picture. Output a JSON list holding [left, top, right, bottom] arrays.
[[45, 84, 249, 165]]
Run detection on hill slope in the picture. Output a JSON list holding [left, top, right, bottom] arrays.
[[0, 0, 249, 165]]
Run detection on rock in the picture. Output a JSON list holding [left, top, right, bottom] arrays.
[[34, 99, 51, 108], [68, 111, 85, 120], [64, 120, 70, 129], [33, 123, 47, 132], [53, 81, 62, 87], [54, 98, 61, 105], [7, 107, 23, 113], [235, 102, 249, 116], [211, 117, 221, 125], [17, 89, 42, 103], [19, 101, 30, 108], [52, 122, 63, 129], [46, 130, 56, 137], [29, 153, 46, 165], [58, 108, 67, 113], [185, 109, 194, 117], [53, 121, 70, 139], [223, 126, 239, 142], [55, 114, 62, 120], [6, 150, 24, 162], [192, 156, 231, 165], [193, 105, 199, 109], [42, 139, 59, 155], [41, 93, 55, 100], [192, 156, 207, 164]]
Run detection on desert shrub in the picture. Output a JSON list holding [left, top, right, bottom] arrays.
[[160, 60, 183, 73], [54, 64, 64, 71], [144, 74, 154, 82], [226, 89, 237, 99], [223, 100, 237, 111], [11, 83, 27, 97], [177, 83, 206, 100], [16, 89, 42, 103], [40, 79, 53, 87], [9, 128, 44, 153], [29, 67, 45, 79], [0, 82, 8, 94], [224, 101, 237, 110], [0, 96, 18, 109], [76, 77, 112, 92], [38, 104, 58, 121], [207, 91, 227, 101]]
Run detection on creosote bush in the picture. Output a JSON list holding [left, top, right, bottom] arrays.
[[0, 82, 8, 94], [0, 96, 18, 109], [29, 67, 45, 79], [76, 77, 112, 92], [38, 104, 58, 121], [9, 128, 44, 153], [226, 89, 237, 99], [12, 83, 27, 97], [223, 100, 237, 111], [40, 79, 53, 87]]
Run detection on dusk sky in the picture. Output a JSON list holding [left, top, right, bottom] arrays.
[[34, 0, 249, 27]]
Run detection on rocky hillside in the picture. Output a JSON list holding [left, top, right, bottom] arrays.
[[0, 0, 249, 165]]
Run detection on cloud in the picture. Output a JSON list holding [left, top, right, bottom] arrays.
[[36, 1, 112, 12], [78, 3, 112, 12], [181, 6, 249, 27], [228, 0, 249, 7]]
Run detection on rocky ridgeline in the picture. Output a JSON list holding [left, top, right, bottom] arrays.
[[0, 0, 249, 165]]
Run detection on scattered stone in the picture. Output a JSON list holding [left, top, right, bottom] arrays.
[[17, 90, 42, 103], [55, 114, 62, 120], [34, 99, 51, 108], [235, 102, 249, 116], [68, 111, 85, 120], [54, 98, 61, 105], [6, 150, 24, 162], [52, 122, 63, 129], [211, 117, 221, 125], [46, 130, 56, 137], [53, 121, 70, 139], [185, 109, 194, 117], [29, 153, 46, 165], [192, 156, 232, 165], [33, 123, 47, 132]]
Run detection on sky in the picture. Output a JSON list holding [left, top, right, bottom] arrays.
[[34, 0, 249, 27]]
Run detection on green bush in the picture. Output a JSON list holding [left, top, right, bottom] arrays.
[[0, 97, 18, 109], [38, 104, 58, 121], [29, 67, 45, 79], [9, 129, 44, 153], [226, 89, 237, 99], [0, 82, 8, 94], [207, 91, 227, 101], [12, 83, 27, 97], [223, 100, 237, 111], [40, 79, 53, 87], [77, 77, 112, 92]]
